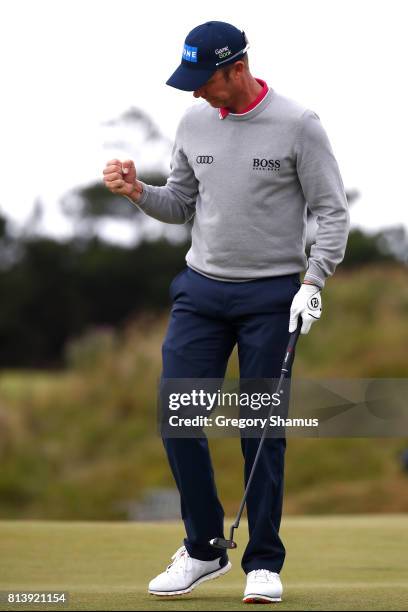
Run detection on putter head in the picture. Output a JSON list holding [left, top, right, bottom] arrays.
[[209, 537, 237, 550]]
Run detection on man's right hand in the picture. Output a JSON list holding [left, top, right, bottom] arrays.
[[103, 159, 143, 202]]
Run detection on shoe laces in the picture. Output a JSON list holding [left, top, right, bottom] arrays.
[[166, 546, 192, 575], [250, 569, 279, 582]]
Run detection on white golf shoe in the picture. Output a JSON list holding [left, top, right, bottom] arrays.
[[148, 545, 232, 596], [243, 569, 283, 603]]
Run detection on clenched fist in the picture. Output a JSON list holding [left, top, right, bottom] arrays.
[[103, 159, 143, 202]]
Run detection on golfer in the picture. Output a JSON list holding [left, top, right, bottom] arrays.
[[103, 21, 349, 603]]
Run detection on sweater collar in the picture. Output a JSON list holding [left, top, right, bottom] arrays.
[[219, 78, 268, 120]]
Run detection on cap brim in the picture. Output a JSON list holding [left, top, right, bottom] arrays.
[[166, 63, 216, 92]]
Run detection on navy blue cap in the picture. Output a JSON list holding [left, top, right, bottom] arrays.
[[166, 21, 249, 92]]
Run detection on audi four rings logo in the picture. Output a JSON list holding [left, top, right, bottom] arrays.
[[196, 155, 214, 164]]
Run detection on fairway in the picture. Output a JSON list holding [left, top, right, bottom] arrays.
[[0, 516, 407, 611]]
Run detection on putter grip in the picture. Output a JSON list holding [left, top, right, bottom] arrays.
[[285, 316, 302, 364]]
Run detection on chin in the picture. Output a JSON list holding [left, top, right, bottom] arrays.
[[207, 99, 223, 108]]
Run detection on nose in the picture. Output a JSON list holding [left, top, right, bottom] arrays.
[[193, 87, 204, 98]]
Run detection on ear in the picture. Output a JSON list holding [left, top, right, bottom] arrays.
[[233, 60, 246, 78]]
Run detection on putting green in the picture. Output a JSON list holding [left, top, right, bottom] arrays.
[[0, 516, 407, 610]]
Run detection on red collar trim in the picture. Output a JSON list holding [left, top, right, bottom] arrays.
[[219, 78, 268, 119]]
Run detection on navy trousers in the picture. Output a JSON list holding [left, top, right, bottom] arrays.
[[161, 267, 300, 574]]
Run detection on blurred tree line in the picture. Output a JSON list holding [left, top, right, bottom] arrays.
[[0, 187, 407, 369]]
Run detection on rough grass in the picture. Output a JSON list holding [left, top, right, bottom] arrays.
[[0, 265, 407, 520], [0, 516, 407, 611]]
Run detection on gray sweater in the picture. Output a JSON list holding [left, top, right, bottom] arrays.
[[131, 88, 350, 288]]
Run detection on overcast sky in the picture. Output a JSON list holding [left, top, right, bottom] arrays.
[[0, 0, 407, 241]]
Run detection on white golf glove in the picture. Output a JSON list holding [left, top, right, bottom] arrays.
[[289, 284, 322, 334]]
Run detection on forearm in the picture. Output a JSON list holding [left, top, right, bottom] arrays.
[[126, 180, 196, 225], [304, 203, 350, 287]]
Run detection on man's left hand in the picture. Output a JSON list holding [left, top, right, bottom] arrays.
[[289, 284, 322, 334]]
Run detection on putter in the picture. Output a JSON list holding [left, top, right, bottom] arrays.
[[209, 317, 302, 550]]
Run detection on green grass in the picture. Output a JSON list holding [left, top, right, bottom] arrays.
[[0, 516, 407, 611]]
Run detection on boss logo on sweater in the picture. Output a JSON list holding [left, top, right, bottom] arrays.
[[196, 155, 214, 164], [253, 158, 281, 171]]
